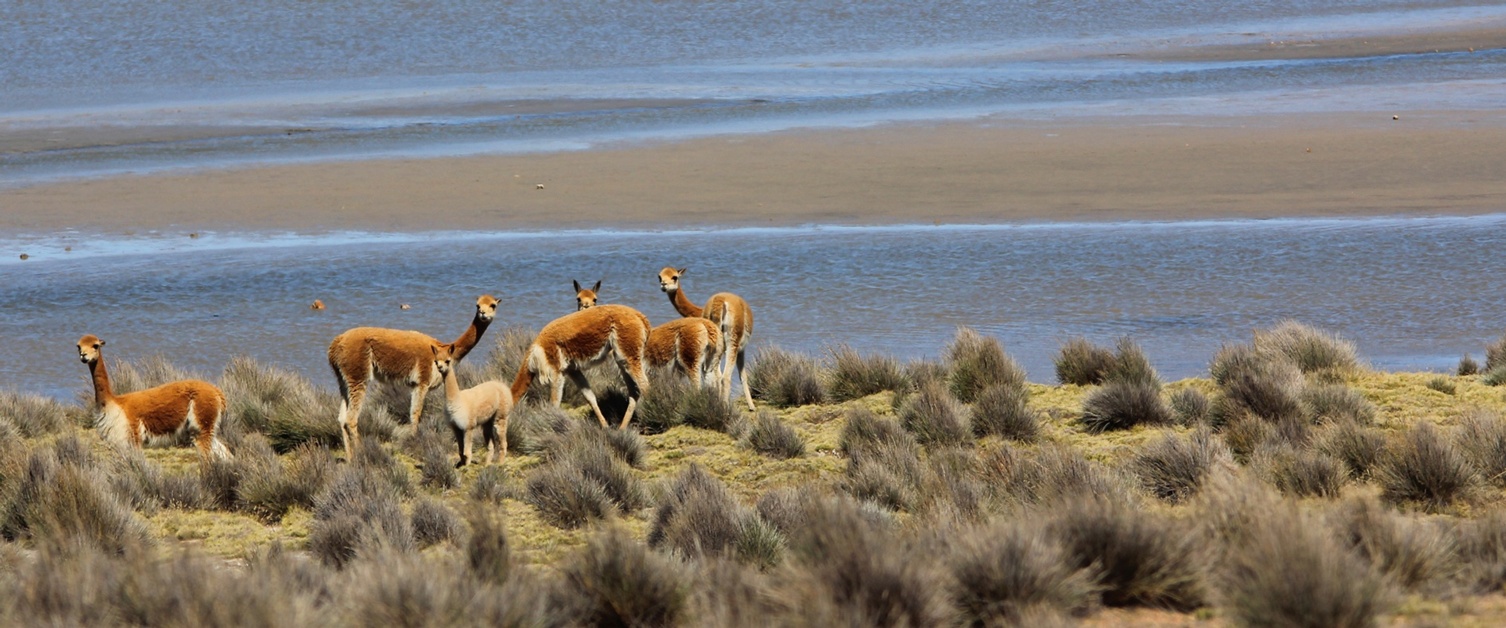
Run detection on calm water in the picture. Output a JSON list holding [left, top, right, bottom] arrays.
[[4, 1, 1506, 183], [5, 217, 1505, 399]]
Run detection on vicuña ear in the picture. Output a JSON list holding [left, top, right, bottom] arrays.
[[677, 267, 688, 275], [573, 279, 583, 292], [97, 339, 106, 348], [592, 279, 602, 293]]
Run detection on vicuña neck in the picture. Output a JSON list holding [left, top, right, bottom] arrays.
[[89, 358, 116, 407], [450, 316, 492, 363], [443, 368, 461, 401], [668, 288, 703, 318]]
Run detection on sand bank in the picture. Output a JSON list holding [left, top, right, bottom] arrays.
[[4, 111, 1505, 234]]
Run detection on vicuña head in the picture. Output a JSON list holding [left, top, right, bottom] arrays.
[[76, 334, 232, 464], [658, 267, 687, 294], [574, 279, 601, 311]]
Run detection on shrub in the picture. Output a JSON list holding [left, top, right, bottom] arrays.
[[1331, 496, 1455, 591], [108, 449, 208, 514], [308, 466, 414, 568], [842, 437, 924, 512], [465, 508, 511, 585], [1107, 337, 1159, 387], [0, 392, 77, 438], [971, 383, 1039, 442], [1301, 384, 1376, 424], [839, 406, 917, 461], [919, 448, 987, 524], [1219, 413, 1274, 461], [1459, 354, 1481, 376], [526, 432, 645, 529], [1054, 337, 1116, 386], [1080, 380, 1170, 433], [748, 346, 827, 407], [1253, 320, 1361, 376], [1169, 387, 1211, 426], [410, 497, 461, 549], [649, 464, 778, 565], [949, 520, 1098, 624], [1214, 358, 1305, 424], [469, 466, 516, 504], [1223, 507, 1387, 628], [1317, 420, 1388, 480], [982, 444, 1128, 507], [352, 440, 413, 497], [539, 422, 646, 470], [1048, 496, 1205, 610], [746, 410, 805, 459], [1487, 332, 1506, 373], [505, 403, 574, 455], [239, 441, 333, 523], [1455, 508, 1506, 593], [1379, 422, 1477, 512], [416, 435, 460, 491], [220, 356, 342, 452], [898, 381, 972, 447], [1209, 343, 1267, 387], [1260, 445, 1346, 498], [1425, 376, 1456, 395], [3, 446, 151, 553], [1133, 428, 1229, 503], [945, 327, 1026, 403], [1454, 409, 1506, 486], [680, 386, 743, 435], [553, 527, 689, 627], [1484, 365, 1506, 387], [826, 346, 908, 402], [633, 372, 692, 435]]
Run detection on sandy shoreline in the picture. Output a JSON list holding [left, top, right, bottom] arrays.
[[4, 110, 1506, 235]]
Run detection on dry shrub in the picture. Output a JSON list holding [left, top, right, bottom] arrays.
[[1048, 496, 1205, 610], [842, 434, 923, 512], [1080, 380, 1170, 433], [1054, 337, 1116, 386], [0, 392, 78, 438], [1301, 383, 1376, 424], [1486, 332, 1506, 373], [2, 443, 151, 553], [634, 371, 692, 434], [526, 428, 646, 529], [553, 527, 689, 627], [748, 346, 827, 407], [1317, 419, 1388, 480], [505, 403, 574, 455], [649, 464, 782, 565], [1169, 387, 1211, 426], [1454, 409, 1506, 485], [1455, 508, 1506, 593], [1220, 413, 1274, 461], [1426, 376, 1456, 395], [839, 406, 917, 460], [898, 380, 972, 447], [1132, 428, 1230, 503], [1258, 444, 1346, 498], [1213, 357, 1305, 425], [308, 464, 414, 568], [971, 382, 1039, 442], [1107, 337, 1160, 387], [465, 508, 511, 585], [108, 449, 208, 514], [1330, 496, 1456, 592], [469, 465, 517, 504], [410, 496, 462, 549], [538, 421, 646, 470], [1484, 365, 1506, 387], [982, 444, 1129, 507], [1459, 354, 1481, 376], [220, 356, 342, 452], [948, 519, 1098, 624], [826, 345, 908, 402], [680, 385, 743, 436], [1253, 320, 1361, 377], [946, 327, 1026, 403], [1223, 506, 1387, 628], [1379, 422, 1478, 512], [746, 410, 805, 459]]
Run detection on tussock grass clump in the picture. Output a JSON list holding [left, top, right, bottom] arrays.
[[108, 449, 208, 513], [1487, 332, 1506, 373], [1379, 422, 1477, 512], [839, 406, 918, 461], [1331, 497, 1456, 592], [680, 386, 743, 435], [2, 445, 151, 553], [1223, 506, 1388, 628], [1301, 383, 1376, 424], [826, 345, 908, 402], [842, 436, 924, 512], [1132, 428, 1230, 503], [1107, 337, 1160, 387], [553, 527, 689, 628], [1169, 387, 1211, 426], [1048, 496, 1205, 610], [898, 381, 972, 447], [1253, 320, 1361, 377], [505, 403, 574, 455], [309, 465, 414, 568], [649, 464, 782, 565], [465, 508, 511, 585], [1426, 376, 1456, 395], [237, 440, 333, 523], [1454, 509, 1506, 593], [1258, 444, 1346, 498], [949, 519, 1098, 624], [220, 356, 341, 452], [945, 327, 1026, 403], [982, 444, 1129, 507], [1214, 357, 1305, 425], [746, 410, 805, 459], [1454, 410, 1506, 486], [1484, 365, 1506, 387], [1219, 414, 1274, 461], [1315, 420, 1386, 481], [0, 392, 78, 438], [971, 383, 1039, 442], [633, 372, 692, 435], [526, 428, 647, 529], [410, 496, 461, 549], [1459, 354, 1481, 376], [1080, 380, 1170, 433], [469, 465, 517, 504], [748, 345, 827, 407], [1054, 337, 1116, 386], [538, 421, 646, 470]]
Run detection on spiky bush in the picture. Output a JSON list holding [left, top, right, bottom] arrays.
[[410, 496, 462, 549], [1455, 508, 1506, 593], [1484, 365, 1506, 387], [1107, 336, 1160, 386], [465, 508, 511, 585], [1220, 414, 1275, 461], [1486, 332, 1506, 373], [1379, 422, 1477, 512], [1253, 320, 1361, 377], [1169, 387, 1212, 426], [1133, 428, 1229, 503], [1426, 376, 1456, 395], [308, 464, 415, 568], [1331, 497, 1455, 592], [649, 464, 782, 566], [0, 392, 78, 438], [1459, 354, 1481, 376], [1080, 380, 1170, 433], [898, 381, 972, 447], [748, 346, 827, 407], [746, 410, 805, 459], [839, 406, 917, 461], [826, 346, 908, 402], [945, 327, 1026, 403], [971, 383, 1039, 442], [1454, 410, 1506, 486], [1260, 444, 1346, 498], [220, 356, 342, 452], [948, 519, 1098, 624], [842, 434, 924, 512], [1317, 420, 1388, 480], [538, 421, 646, 470], [108, 449, 208, 514], [1301, 384, 1376, 424], [1048, 496, 1205, 610], [680, 386, 743, 435], [634, 371, 692, 435], [2, 444, 151, 553], [553, 527, 689, 627], [469, 466, 517, 504], [1054, 337, 1115, 386], [1214, 359, 1306, 426], [982, 444, 1129, 507], [526, 430, 646, 529], [1223, 507, 1388, 628]]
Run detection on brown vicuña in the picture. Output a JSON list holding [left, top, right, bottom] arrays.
[[658, 267, 756, 410], [328, 294, 497, 458], [76, 334, 231, 463], [431, 344, 512, 468], [511, 304, 650, 429], [572, 280, 722, 388]]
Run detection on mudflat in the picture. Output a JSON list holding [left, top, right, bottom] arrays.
[[4, 110, 1504, 234]]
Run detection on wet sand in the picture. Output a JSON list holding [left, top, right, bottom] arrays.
[[4, 110, 1506, 234]]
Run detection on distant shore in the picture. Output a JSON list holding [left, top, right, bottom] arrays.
[[4, 110, 1505, 235]]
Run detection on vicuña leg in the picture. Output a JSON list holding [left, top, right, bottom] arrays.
[[567, 368, 610, 427], [482, 416, 502, 464], [337, 382, 367, 459], [732, 346, 754, 411], [617, 358, 647, 430], [408, 385, 428, 426], [452, 423, 471, 468]]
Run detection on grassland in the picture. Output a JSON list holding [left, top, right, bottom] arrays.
[[3, 323, 1506, 626]]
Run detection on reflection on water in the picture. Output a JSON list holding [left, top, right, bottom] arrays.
[[3, 216, 1504, 399]]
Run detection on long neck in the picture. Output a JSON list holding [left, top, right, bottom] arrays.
[[510, 363, 533, 404], [443, 367, 461, 402], [88, 358, 115, 407], [668, 287, 703, 318], [450, 315, 491, 362]]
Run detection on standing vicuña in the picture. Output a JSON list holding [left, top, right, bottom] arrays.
[[432, 344, 512, 468], [658, 267, 755, 410], [511, 304, 651, 429], [572, 280, 722, 388], [328, 295, 498, 458], [76, 335, 231, 463]]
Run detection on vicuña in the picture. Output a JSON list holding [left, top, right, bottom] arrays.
[[432, 344, 512, 468], [76, 334, 231, 464], [511, 304, 651, 429], [658, 267, 755, 410], [572, 280, 722, 388]]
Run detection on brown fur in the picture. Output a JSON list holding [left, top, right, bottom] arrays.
[[75, 334, 231, 464], [658, 267, 756, 410], [573, 279, 601, 311], [328, 294, 497, 459], [510, 304, 651, 429], [647, 318, 725, 388], [432, 345, 512, 467]]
